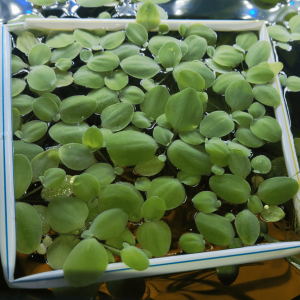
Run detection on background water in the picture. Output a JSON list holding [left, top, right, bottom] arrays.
[[2, 0, 300, 299]]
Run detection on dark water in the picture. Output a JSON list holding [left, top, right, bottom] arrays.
[[4, 0, 300, 299]]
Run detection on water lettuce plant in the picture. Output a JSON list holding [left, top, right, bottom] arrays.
[[11, 1, 300, 288]]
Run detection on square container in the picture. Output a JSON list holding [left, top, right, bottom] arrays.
[[1, 19, 300, 289]]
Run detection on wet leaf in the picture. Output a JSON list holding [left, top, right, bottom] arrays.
[[136, 220, 171, 257], [74, 65, 105, 89], [121, 55, 161, 79], [16, 202, 42, 254], [251, 155, 271, 174], [193, 191, 221, 213], [63, 238, 108, 287], [210, 174, 251, 204], [236, 32, 258, 51], [179, 233, 205, 254], [168, 140, 213, 176], [135, 155, 165, 176], [261, 206, 285, 222], [246, 41, 271, 68], [235, 210, 260, 245], [40, 168, 66, 190], [59, 143, 97, 171], [257, 177, 299, 205], [195, 213, 235, 246]]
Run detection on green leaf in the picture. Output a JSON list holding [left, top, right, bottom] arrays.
[[212, 45, 243, 67], [14, 154, 32, 199], [225, 80, 253, 111], [59, 96, 96, 124], [47, 196, 88, 233], [120, 86, 145, 105], [16, 202, 42, 254], [88, 87, 119, 114], [248, 102, 266, 119], [182, 35, 207, 62], [261, 206, 285, 222], [177, 70, 205, 91], [55, 58, 72, 71], [101, 102, 134, 132], [173, 61, 215, 89], [27, 65, 56, 91], [100, 31, 126, 50], [11, 79, 26, 97], [125, 23, 148, 47], [195, 213, 235, 246], [210, 174, 251, 204], [211, 165, 225, 175], [251, 155, 271, 174], [136, 2, 160, 31], [168, 140, 213, 176], [235, 210, 260, 245], [252, 84, 281, 107], [135, 155, 165, 176], [11, 55, 29, 73], [246, 41, 271, 68], [89, 208, 128, 240], [33, 96, 59, 122], [277, 42, 291, 50], [186, 23, 217, 46], [179, 233, 205, 254], [136, 220, 171, 257], [31, 148, 60, 182], [232, 111, 253, 128], [19, 120, 48, 143], [99, 128, 113, 147], [13, 141, 43, 162], [141, 85, 170, 120], [235, 127, 264, 148], [97, 184, 141, 215], [50, 42, 82, 63], [135, 177, 151, 191], [286, 76, 300, 92], [200, 111, 234, 138], [268, 25, 291, 43], [228, 149, 251, 179], [106, 131, 158, 166], [121, 55, 161, 79], [205, 58, 232, 74], [146, 176, 185, 210], [17, 31, 39, 54], [74, 65, 105, 89], [247, 195, 263, 214], [156, 113, 172, 129], [193, 191, 221, 213], [177, 171, 201, 186], [87, 52, 120, 72], [74, 29, 100, 48], [141, 196, 166, 220], [80, 50, 93, 63], [179, 129, 205, 146], [257, 177, 299, 205], [46, 30, 75, 48], [107, 43, 140, 61], [12, 108, 20, 133], [106, 228, 136, 254], [121, 243, 150, 271], [28, 0, 56, 5], [179, 23, 188, 37], [28, 43, 51, 66], [165, 88, 203, 132], [82, 126, 103, 152], [212, 72, 245, 94], [40, 168, 66, 190], [132, 112, 152, 129], [158, 41, 182, 70], [59, 143, 97, 171], [73, 174, 100, 202], [84, 163, 116, 187], [47, 235, 80, 270], [49, 122, 89, 145], [205, 137, 229, 158], [236, 32, 258, 51], [34, 205, 50, 235], [63, 238, 108, 287], [250, 116, 282, 143], [148, 36, 188, 56], [289, 14, 300, 33], [55, 69, 73, 88], [228, 140, 251, 157], [246, 66, 274, 84], [105, 70, 128, 91], [159, 23, 169, 35]]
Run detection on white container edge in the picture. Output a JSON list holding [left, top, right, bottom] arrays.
[[1, 19, 300, 289]]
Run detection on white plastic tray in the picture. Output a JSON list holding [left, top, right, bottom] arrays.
[[1, 19, 300, 289]]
